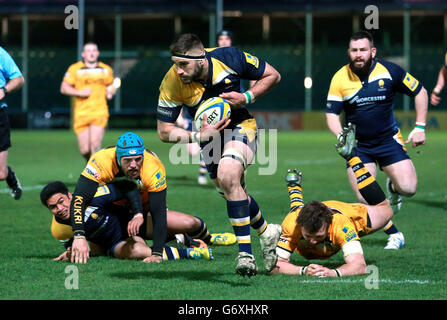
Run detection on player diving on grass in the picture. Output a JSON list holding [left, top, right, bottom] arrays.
[[68, 131, 235, 264], [41, 181, 213, 262], [156, 33, 282, 277], [267, 124, 394, 277]]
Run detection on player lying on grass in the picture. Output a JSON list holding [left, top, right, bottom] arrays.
[[41, 181, 214, 262], [269, 124, 394, 277], [68, 132, 235, 264]]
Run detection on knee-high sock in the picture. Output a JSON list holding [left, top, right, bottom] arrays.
[[160, 245, 188, 260], [288, 184, 304, 212], [348, 156, 386, 205], [248, 195, 267, 235], [187, 216, 212, 244], [227, 199, 252, 254]]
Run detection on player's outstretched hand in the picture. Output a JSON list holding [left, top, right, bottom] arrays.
[[71, 237, 90, 264]]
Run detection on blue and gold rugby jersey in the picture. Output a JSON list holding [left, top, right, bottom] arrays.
[[157, 46, 266, 129], [51, 183, 130, 244], [326, 59, 422, 146]]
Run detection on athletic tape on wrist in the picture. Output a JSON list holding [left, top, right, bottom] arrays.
[[132, 213, 144, 220], [243, 91, 255, 104], [300, 266, 307, 276]]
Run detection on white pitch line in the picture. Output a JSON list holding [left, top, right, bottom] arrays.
[[297, 279, 437, 285], [283, 158, 338, 166], [0, 184, 46, 194]]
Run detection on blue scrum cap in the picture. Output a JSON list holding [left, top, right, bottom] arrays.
[[116, 132, 145, 165]]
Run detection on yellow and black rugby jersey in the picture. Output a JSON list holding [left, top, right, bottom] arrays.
[[276, 201, 369, 260], [444, 52, 447, 68], [63, 61, 114, 118], [81, 147, 167, 194], [157, 46, 266, 129], [326, 59, 423, 146]]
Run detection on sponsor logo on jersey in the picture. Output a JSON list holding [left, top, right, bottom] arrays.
[[85, 164, 100, 179], [403, 72, 419, 91], [350, 95, 386, 106], [94, 185, 110, 197], [153, 171, 166, 189], [342, 226, 357, 242], [243, 52, 259, 68], [377, 79, 387, 92], [157, 105, 173, 117]]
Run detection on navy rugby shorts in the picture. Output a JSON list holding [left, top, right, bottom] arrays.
[[348, 129, 410, 169]]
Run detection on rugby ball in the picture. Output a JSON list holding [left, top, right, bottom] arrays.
[[193, 97, 231, 131]]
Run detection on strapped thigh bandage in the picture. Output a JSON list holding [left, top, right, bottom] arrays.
[[221, 147, 248, 170]]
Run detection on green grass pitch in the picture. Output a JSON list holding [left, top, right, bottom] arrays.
[[0, 129, 446, 300]]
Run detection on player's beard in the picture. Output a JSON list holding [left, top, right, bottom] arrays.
[[180, 62, 204, 84], [349, 54, 373, 77]]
